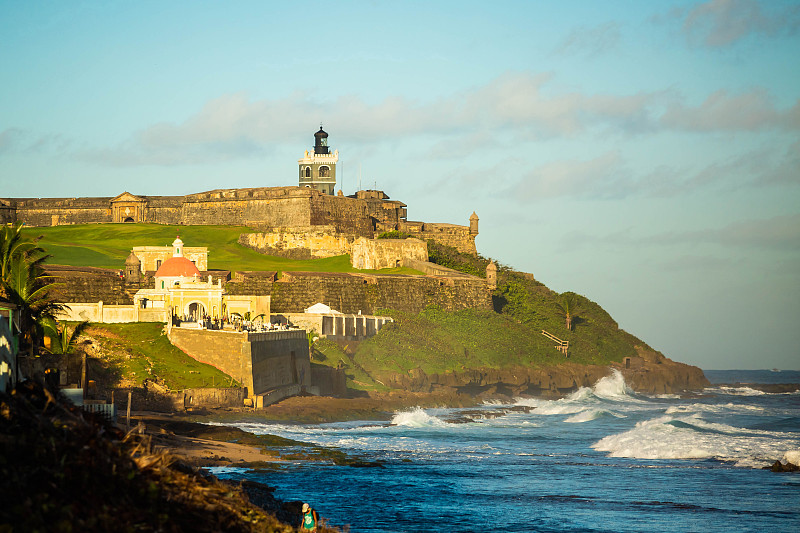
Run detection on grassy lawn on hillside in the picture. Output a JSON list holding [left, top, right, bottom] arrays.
[[84, 322, 239, 390], [24, 223, 421, 275], [311, 303, 638, 383]]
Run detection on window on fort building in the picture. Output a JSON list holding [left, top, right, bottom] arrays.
[[156, 259, 162, 269], [319, 166, 330, 177], [304, 167, 311, 178]]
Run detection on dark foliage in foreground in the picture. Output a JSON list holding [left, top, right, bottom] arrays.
[[0, 380, 321, 532]]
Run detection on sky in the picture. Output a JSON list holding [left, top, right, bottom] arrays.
[[1, 0, 798, 370]]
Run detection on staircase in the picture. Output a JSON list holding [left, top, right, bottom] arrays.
[[541, 330, 569, 357]]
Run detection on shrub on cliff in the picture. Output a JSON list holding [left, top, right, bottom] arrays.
[[425, 240, 496, 278]]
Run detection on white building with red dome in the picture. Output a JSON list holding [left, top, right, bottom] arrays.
[[133, 236, 265, 322]]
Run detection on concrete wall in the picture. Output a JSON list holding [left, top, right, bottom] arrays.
[[167, 327, 310, 398], [276, 312, 392, 340], [181, 387, 245, 409], [246, 330, 311, 396], [310, 364, 347, 397], [56, 302, 167, 323]]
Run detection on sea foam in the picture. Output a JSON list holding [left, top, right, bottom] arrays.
[[391, 407, 448, 428], [592, 413, 800, 467]]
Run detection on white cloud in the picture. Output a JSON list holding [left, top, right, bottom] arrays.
[[566, 213, 800, 251], [682, 0, 800, 47], [510, 151, 626, 200], [661, 89, 798, 131], [60, 70, 798, 168]]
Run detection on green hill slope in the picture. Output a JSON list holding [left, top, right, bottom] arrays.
[[22, 223, 419, 274]]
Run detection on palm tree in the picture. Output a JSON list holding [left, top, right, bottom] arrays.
[[41, 319, 89, 355], [0, 224, 65, 355], [0, 222, 45, 287], [554, 292, 581, 331]]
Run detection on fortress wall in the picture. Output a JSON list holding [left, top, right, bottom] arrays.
[[45, 267, 139, 305], [351, 237, 428, 270], [142, 196, 183, 224], [238, 227, 354, 259], [14, 197, 113, 227], [309, 194, 374, 236], [399, 221, 477, 255], [244, 197, 312, 228], [180, 198, 249, 225], [0, 202, 16, 224], [268, 272, 492, 315]]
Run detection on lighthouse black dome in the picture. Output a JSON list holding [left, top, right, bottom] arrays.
[[314, 126, 329, 154]]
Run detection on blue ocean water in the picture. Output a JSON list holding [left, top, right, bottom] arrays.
[[212, 371, 800, 532]]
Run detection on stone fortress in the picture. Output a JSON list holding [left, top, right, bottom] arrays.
[[1, 127, 497, 405], [0, 127, 479, 267]]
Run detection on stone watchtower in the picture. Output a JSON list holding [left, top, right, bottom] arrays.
[[298, 126, 339, 195], [469, 212, 479, 236], [125, 252, 141, 283]]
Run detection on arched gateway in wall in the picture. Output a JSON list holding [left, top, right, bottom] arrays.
[[111, 192, 147, 223]]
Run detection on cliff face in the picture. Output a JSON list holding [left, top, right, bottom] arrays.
[[371, 358, 709, 398]]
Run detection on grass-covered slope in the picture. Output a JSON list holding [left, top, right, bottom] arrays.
[[82, 322, 239, 390], [309, 272, 649, 390], [23, 223, 418, 274]]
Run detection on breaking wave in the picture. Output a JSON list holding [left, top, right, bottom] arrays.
[[391, 407, 448, 428], [592, 413, 800, 468]]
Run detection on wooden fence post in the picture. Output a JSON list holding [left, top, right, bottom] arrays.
[[126, 391, 132, 433]]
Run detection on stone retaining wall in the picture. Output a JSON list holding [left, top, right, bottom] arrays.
[[167, 327, 310, 398], [267, 272, 492, 315]]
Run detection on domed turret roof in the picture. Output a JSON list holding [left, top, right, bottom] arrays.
[[125, 252, 141, 265], [314, 127, 328, 138], [155, 256, 200, 278]]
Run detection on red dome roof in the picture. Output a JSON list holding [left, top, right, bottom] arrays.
[[155, 256, 200, 278]]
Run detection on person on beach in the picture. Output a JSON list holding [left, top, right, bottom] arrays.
[[299, 503, 319, 532]]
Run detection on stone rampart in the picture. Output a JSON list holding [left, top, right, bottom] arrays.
[[269, 271, 492, 315], [45, 266, 136, 305], [401, 258, 475, 278], [0, 201, 15, 224], [14, 196, 112, 227], [309, 194, 375, 236], [399, 221, 477, 255], [238, 227, 353, 259], [351, 237, 428, 270]]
